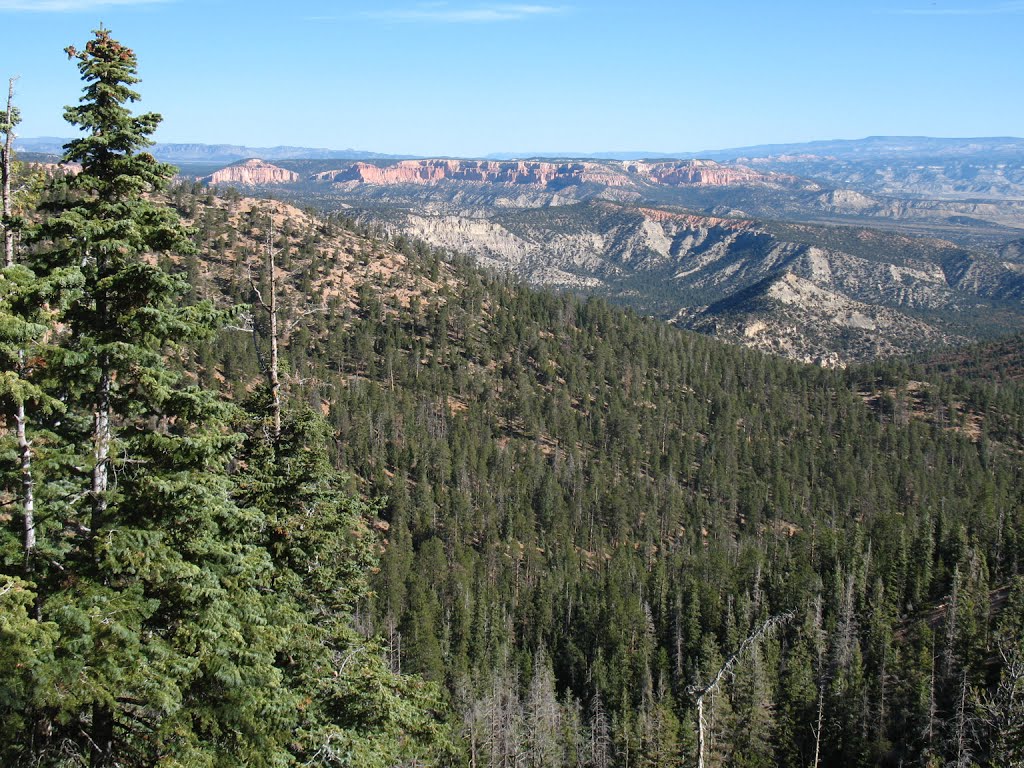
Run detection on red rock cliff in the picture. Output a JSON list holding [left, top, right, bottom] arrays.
[[626, 160, 795, 187], [314, 160, 635, 187], [203, 159, 300, 186], [312, 158, 795, 190]]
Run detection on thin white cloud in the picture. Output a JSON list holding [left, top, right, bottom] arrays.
[[0, 0, 166, 9], [364, 3, 566, 23], [886, 1, 1024, 15]]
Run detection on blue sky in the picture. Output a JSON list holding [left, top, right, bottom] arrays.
[[1, 0, 1021, 157]]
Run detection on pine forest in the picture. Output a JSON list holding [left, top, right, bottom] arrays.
[[2, 29, 1023, 768]]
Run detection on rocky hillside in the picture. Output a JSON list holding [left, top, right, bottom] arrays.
[[679, 272, 960, 365], [170, 188, 452, 358], [353, 201, 1024, 365]]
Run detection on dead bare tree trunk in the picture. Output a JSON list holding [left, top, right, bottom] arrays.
[[250, 212, 281, 439], [696, 696, 706, 768], [92, 358, 111, 541], [812, 681, 825, 768], [2, 77, 17, 266], [90, 325, 115, 763], [267, 221, 280, 439], [2, 77, 34, 585], [590, 689, 611, 768], [926, 637, 937, 751], [812, 594, 826, 768], [691, 611, 793, 768], [954, 668, 972, 768], [17, 401, 35, 562], [88, 237, 112, 553]]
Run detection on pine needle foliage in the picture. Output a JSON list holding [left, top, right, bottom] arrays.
[[1, 28, 451, 768]]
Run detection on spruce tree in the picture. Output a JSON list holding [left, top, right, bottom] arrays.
[[1, 28, 292, 767], [235, 403, 452, 766]]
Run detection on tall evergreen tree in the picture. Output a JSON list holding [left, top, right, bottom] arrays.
[[234, 403, 452, 767], [2, 29, 292, 767]]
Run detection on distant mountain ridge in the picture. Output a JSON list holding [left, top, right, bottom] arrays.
[[15, 137, 410, 163], [19, 135, 1024, 164], [486, 136, 1024, 162]]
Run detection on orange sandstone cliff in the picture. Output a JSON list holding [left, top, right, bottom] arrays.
[[311, 158, 797, 189], [202, 159, 300, 186]]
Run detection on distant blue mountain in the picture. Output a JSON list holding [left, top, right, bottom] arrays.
[[19, 135, 1024, 165], [486, 136, 1024, 162], [15, 137, 412, 163]]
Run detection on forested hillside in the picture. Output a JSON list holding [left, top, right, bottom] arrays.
[[174, 180, 1024, 767], [3, 28, 1024, 768]]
